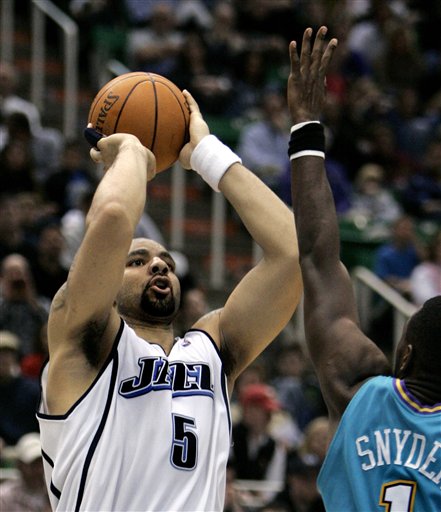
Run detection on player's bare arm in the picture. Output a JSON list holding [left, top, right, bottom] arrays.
[[288, 27, 389, 425], [182, 92, 302, 388], [46, 134, 156, 414]]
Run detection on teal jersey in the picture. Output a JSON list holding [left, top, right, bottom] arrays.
[[318, 376, 441, 512]]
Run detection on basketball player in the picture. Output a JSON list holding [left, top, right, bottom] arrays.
[[287, 26, 441, 511], [37, 91, 303, 511]]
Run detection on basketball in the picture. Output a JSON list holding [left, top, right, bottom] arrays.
[[87, 72, 190, 172]]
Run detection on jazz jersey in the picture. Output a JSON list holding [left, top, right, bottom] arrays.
[[318, 375, 441, 511], [37, 320, 232, 511]]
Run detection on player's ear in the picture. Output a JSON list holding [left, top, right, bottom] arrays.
[[397, 344, 413, 377]]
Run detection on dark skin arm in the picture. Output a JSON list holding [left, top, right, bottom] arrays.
[[288, 27, 390, 433]]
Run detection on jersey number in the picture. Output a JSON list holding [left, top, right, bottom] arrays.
[[380, 480, 417, 512], [171, 414, 198, 470]]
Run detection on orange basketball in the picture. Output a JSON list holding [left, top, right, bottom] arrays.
[[87, 72, 190, 172]]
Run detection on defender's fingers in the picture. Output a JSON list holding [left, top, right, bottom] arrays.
[[300, 27, 313, 73], [289, 41, 300, 76], [319, 38, 338, 82], [311, 26, 328, 74]]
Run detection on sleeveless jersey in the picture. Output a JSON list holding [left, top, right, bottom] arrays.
[[318, 375, 441, 512], [37, 321, 232, 512]]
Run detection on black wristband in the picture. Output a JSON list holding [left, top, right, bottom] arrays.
[[288, 122, 325, 160]]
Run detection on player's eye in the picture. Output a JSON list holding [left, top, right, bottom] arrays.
[[128, 259, 144, 267]]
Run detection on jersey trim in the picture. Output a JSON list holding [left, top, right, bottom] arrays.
[[186, 328, 232, 433], [37, 319, 124, 420], [75, 348, 120, 511], [394, 378, 441, 414]]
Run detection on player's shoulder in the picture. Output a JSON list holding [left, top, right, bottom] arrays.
[[190, 309, 222, 347]]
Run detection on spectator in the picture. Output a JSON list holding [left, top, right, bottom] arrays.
[[0, 63, 41, 135], [223, 459, 248, 512], [43, 139, 97, 216], [175, 285, 210, 338], [271, 343, 321, 432], [373, 215, 422, 298], [0, 432, 50, 512], [0, 331, 40, 445], [236, 88, 290, 192], [279, 156, 353, 215], [171, 31, 233, 116], [20, 322, 48, 381], [126, 1, 183, 76], [0, 194, 35, 262], [298, 416, 331, 465], [266, 450, 325, 512], [0, 138, 36, 195], [232, 382, 287, 505], [410, 229, 441, 305], [0, 254, 48, 356], [203, 1, 246, 77], [227, 48, 272, 119], [373, 22, 424, 92], [60, 189, 165, 269], [1, 112, 63, 186], [28, 220, 69, 301], [401, 136, 441, 220], [346, 0, 402, 68], [345, 163, 402, 227]]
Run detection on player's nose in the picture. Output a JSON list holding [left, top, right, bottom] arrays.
[[149, 257, 169, 275]]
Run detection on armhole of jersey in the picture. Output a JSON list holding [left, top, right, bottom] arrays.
[[37, 319, 125, 420], [185, 328, 232, 434]]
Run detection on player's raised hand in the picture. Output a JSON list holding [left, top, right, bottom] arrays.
[[89, 129, 156, 181], [179, 90, 210, 170], [287, 26, 338, 124]]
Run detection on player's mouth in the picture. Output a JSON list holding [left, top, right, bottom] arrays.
[[149, 276, 171, 296]]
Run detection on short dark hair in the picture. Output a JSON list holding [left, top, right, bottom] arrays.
[[406, 296, 441, 374]]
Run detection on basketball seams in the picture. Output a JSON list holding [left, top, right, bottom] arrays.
[[88, 73, 149, 125], [148, 75, 190, 148], [88, 71, 189, 172]]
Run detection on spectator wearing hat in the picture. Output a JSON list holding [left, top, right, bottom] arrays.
[[0, 331, 40, 445], [231, 383, 287, 506], [0, 432, 50, 512]]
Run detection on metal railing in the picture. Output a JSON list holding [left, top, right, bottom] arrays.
[[0, 0, 14, 64], [352, 266, 417, 350], [31, 0, 78, 138]]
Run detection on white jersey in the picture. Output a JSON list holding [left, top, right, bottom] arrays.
[[38, 321, 232, 512]]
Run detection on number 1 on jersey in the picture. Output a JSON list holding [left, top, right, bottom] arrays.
[[380, 480, 417, 512]]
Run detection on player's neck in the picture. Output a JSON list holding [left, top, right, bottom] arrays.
[[126, 318, 176, 354], [402, 376, 441, 406]]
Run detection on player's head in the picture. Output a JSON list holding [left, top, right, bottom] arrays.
[[394, 295, 441, 380], [115, 238, 181, 325]]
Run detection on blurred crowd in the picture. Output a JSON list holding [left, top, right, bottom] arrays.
[[1, 1, 441, 511]]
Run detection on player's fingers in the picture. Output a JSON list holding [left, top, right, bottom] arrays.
[[89, 147, 102, 163], [183, 90, 202, 116]]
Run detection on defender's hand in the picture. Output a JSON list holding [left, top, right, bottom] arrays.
[[287, 26, 338, 124]]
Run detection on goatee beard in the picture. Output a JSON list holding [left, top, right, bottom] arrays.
[[140, 288, 176, 318]]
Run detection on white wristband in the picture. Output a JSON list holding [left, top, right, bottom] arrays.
[[190, 135, 242, 192], [290, 150, 325, 160], [290, 120, 321, 133]]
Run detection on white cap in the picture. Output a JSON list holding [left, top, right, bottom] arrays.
[[15, 433, 42, 464]]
